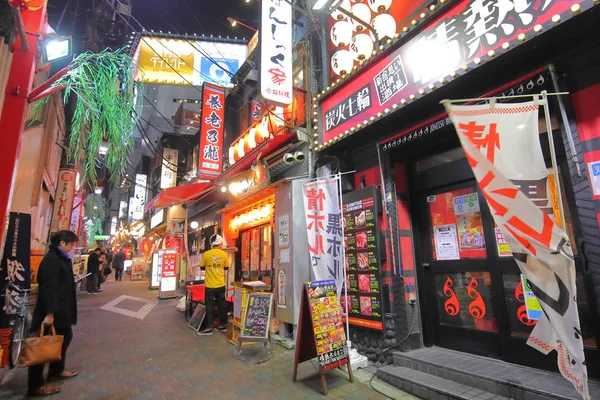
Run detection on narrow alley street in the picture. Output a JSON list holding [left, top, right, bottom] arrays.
[[0, 277, 390, 400]]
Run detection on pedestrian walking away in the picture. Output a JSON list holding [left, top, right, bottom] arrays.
[[112, 248, 126, 282], [28, 230, 81, 397], [86, 248, 102, 294], [198, 234, 230, 335]]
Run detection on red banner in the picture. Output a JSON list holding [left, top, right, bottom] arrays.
[[320, 0, 586, 144], [199, 83, 225, 179]]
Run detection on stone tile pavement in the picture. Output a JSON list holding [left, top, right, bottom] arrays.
[[0, 277, 397, 400]]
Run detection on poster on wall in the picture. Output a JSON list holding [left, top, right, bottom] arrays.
[[342, 187, 384, 331], [453, 193, 485, 252], [433, 224, 460, 261], [50, 169, 76, 236]]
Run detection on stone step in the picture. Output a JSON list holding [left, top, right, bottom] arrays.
[[378, 365, 510, 400], [388, 347, 600, 400]]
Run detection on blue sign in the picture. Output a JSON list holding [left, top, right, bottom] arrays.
[[200, 57, 238, 85]]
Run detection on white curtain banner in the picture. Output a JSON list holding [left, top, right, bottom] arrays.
[[444, 100, 588, 398], [303, 177, 344, 297]]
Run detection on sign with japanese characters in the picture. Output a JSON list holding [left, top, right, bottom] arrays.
[[260, 0, 293, 106], [342, 187, 385, 331], [0, 213, 31, 325], [49, 169, 76, 236], [321, 0, 588, 144], [445, 100, 589, 397], [160, 252, 177, 292], [160, 148, 178, 189], [69, 192, 84, 237], [132, 174, 147, 221], [135, 37, 248, 87], [302, 177, 343, 298], [199, 83, 225, 179], [324, 84, 371, 133]]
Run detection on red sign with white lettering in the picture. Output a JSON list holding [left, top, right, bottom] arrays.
[[320, 0, 583, 144], [161, 253, 177, 279], [199, 83, 225, 179]]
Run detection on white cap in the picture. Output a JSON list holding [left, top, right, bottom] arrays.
[[210, 234, 223, 246]]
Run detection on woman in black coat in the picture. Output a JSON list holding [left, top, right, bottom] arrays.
[[28, 230, 80, 397]]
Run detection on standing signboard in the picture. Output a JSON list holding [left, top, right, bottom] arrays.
[[342, 187, 385, 331], [240, 293, 274, 342], [198, 83, 225, 180], [0, 213, 31, 327], [50, 169, 76, 236], [293, 280, 352, 395], [159, 251, 178, 299]]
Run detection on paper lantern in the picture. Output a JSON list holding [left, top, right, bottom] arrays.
[[372, 13, 396, 40], [368, 0, 392, 13], [229, 147, 236, 165], [257, 117, 270, 142], [350, 34, 374, 61], [248, 128, 257, 149], [331, 50, 355, 76], [237, 139, 245, 159], [330, 20, 353, 48], [350, 3, 371, 32], [330, 0, 351, 21]]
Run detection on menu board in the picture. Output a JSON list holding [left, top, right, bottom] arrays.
[[342, 187, 385, 331], [307, 280, 349, 372], [240, 293, 273, 341]]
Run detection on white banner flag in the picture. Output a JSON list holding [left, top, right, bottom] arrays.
[[444, 100, 588, 398], [303, 177, 344, 297]]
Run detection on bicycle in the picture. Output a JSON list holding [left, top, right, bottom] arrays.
[[3, 281, 36, 369]]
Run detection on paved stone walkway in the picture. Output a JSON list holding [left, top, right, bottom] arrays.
[[0, 277, 391, 399]]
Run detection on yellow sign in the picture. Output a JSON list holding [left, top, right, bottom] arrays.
[[136, 37, 195, 84]]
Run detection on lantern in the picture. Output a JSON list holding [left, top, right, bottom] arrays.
[[330, 20, 353, 48], [350, 34, 374, 61], [331, 50, 355, 76], [237, 139, 245, 159], [248, 128, 257, 150], [330, 0, 351, 21], [229, 147, 236, 165], [372, 13, 396, 40], [257, 117, 270, 142], [368, 0, 392, 13], [350, 3, 371, 32]]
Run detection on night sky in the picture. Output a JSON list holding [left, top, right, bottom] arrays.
[[46, 0, 260, 45]]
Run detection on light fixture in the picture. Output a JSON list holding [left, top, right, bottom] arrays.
[[94, 187, 103, 195], [227, 17, 257, 32], [221, 186, 227, 193], [42, 36, 73, 63], [190, 221, 199, 230]]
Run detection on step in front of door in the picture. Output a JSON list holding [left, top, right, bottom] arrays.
[[385, 348, 600, 400], [378, 365, 510, 400]]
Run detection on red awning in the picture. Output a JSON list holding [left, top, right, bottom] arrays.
[[145, 182, 214, 211], [216, 133, 296, 185]]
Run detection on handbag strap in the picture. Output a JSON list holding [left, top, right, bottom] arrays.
[[40, 324, 57, 338]]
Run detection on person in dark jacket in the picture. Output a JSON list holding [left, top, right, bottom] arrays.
[[112, 249, 126, 282], [28, 230, 80, 397], [86, 248, 102, 294]]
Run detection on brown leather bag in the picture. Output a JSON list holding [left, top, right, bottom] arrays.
[[18, 325, 63, 367]]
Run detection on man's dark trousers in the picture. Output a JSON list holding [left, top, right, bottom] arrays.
[[204, 286, 227, 328]]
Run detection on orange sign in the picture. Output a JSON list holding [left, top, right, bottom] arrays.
[[136, 38, 195, 84]]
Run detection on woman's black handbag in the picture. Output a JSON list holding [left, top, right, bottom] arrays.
[[103, 266, 112, 275]]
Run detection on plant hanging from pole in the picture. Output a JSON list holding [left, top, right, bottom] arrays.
[[84, 194, 108, 247], [31, 47, 143, 186]]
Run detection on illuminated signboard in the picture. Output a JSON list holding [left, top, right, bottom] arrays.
[[260, 0, 293, 105], [110, 216, 118, 235], [198, 83, 225, 179], [160, 148, 178, 189], [319, 0, 593, 145], [151, 209, 165, 229], [134, 37, 248, 87], [132, 174, 147, 221]]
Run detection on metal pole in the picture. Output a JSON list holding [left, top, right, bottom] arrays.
[[336, 172, 351, 343], [549, 64, 582, 177]]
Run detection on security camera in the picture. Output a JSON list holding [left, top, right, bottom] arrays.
[[283, 153, 295, 165], [293, 151, 305, 163]]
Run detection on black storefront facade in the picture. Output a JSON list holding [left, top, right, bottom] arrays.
[[313, 0, 600, 379]]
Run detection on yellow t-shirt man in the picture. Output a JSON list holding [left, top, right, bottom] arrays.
[[200, 248, 230, 288]]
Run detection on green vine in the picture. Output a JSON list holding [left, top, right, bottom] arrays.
[[32, 47, 143, 186], [84, 194, 108, 247]]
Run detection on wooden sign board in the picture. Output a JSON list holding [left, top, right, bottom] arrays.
[[188, 304, 206, 332], [240, 293, 273, 342], [293, 280, 352, 395]]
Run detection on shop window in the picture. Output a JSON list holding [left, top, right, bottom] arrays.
[[428, 187, 487, 260], [260, 225, 272, 271], [241, 231, 250, 272], [436, 272, 497, 332], [250, 228, 261, 271]]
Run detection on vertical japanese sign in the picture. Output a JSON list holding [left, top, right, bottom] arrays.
[[119, 200, 127, 219], [342, 187, 385, 331], [445, 101, 588, 397], [70, 191, 84, 237], [160, 148, 178, 189], [260, 0, 293, 106], [110, 216, 118, 236], [132, 174, 147, 220], [1, 213, 31, 325], [302, 177, 343, 297], [128, 197, 136, 222], [50, 169, 76, 236], [199, 83, 225, 179]]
